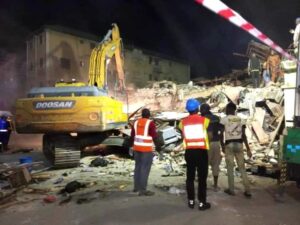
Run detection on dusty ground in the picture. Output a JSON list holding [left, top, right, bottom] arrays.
[[8, 131, 43, 150], [0, 134, 300, 225]]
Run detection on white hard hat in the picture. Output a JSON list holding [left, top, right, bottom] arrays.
[[296, 17, 300, 24]]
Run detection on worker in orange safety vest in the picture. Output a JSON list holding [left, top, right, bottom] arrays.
[[130, 108, 162, 196], [179, 98, 211, 211]]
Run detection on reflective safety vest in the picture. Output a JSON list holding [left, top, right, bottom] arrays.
[[182, 115, 209, 150], [133, 118, 153, 152]]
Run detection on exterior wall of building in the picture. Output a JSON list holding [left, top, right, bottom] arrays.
[[26, 26, 190, 90], [46, 29, 98, 85], [123, 48, 190, 88], [27, 29, 97, 89], [27, 31, 47, 88]]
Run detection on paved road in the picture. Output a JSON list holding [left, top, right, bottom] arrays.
[[1, 137, 300, 225], [0, 184, 300, 225]]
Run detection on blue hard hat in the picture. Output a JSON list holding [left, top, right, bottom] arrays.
[[186, 98, 200, 112]]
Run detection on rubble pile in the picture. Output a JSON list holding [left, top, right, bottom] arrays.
[[127, 80, 213, 112], [128, 79, 285, 175], [0, 77, 288, 208], [208, 85, 284, 175]]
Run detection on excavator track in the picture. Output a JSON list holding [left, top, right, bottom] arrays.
[[54, 147, 81, 168], [43, 132, 113, 168], [43, 134, 81, 168]]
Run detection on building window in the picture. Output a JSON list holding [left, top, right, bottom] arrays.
[[80, 40, 84, 44], [39, 35, 43, 44], [149, 56, 152, 64], [40, 58, 43, 68], [60, 58, 71, 70], [90, 42, 96, 49], [154, 58, 159, 66]]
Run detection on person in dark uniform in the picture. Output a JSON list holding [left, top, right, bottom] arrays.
[[200, 103, 222, 191], [179, 99, 211, 210], [0, 115, 10, 151]]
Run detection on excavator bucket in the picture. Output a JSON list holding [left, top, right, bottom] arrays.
[[88, 23, 125, 91]]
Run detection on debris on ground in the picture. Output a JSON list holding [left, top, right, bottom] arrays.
[[0, 71, 292, 209], [60, 181, 86, 194], [168, 186, 186, 195], [90, 157, 109, 167], [127, 76, 286, 176], [43, 195, 57, 203]]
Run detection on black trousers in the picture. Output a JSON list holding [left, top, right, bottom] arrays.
[[185, 149, 208, 203]]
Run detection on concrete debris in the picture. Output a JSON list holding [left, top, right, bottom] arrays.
[[126, 76, 286, 175], [168, 186, 186, 195], [0, 74, 290, 209]]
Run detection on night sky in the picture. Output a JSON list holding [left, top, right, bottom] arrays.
[[1, 0, 300, 78]]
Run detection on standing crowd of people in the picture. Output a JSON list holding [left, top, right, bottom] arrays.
[[130, 98, 252, 211]]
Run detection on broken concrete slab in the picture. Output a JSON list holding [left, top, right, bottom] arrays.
[[222, 86, 243, 105]]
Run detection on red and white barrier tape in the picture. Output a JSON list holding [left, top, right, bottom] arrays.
[[196, 0, 295, 60]]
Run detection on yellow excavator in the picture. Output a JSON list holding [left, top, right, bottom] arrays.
[[15, 24, 128, 167]]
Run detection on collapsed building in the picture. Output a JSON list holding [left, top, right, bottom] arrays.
[[127, 77, 285, 175], [1, 36, 298, 206], [0, 72, 290, 205]]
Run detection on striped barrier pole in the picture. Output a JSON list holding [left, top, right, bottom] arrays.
[[195, 0, 295, 60]]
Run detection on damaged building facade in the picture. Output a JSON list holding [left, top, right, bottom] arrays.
[[26, 25, 190, 91]]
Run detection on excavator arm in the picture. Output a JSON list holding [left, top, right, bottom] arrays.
[[88, 23, 125, 91]]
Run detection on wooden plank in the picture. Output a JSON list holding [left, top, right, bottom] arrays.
[[251, 120, 269, 144], [254, 107, 266, 127], [268, 115, 285, 148], [266, 101, 283, 117]]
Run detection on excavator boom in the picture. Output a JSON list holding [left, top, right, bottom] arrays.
[[88, 24, 125, 91]]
